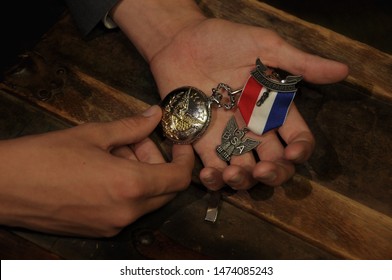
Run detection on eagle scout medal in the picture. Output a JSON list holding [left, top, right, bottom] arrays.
[[237, 58, 302, 135], [216, 116, 260, 161], [160, 59, 302, 160]]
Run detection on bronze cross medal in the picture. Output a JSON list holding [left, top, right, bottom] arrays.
[[216, 116, 260, 161]]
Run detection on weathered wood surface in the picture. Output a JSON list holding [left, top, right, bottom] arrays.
[[199, 0, 392, 102], [1, 0, 391, 259], [199, 0, 392, 259], [0, 64, 339, 260], [0, 228, 61, 260]]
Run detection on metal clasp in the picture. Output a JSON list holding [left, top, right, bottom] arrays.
[[209, 83, 242, 110]]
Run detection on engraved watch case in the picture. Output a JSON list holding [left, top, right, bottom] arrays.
[[160, 87, 211, 144]]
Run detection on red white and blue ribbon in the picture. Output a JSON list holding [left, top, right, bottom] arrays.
[[237, 61, 301, 135]]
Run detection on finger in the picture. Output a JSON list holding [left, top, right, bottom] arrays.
[[223, 164, 257, 190], [80, 105, 162, 149], [134, 193, 177, 220], [131, 137, 166, 164], [275, 42, 349, 83], [193, 110, 230, 190], [254, 130, 295, 186], [138, 144, 195, 196], [255, 129, 285, 161], [253, 159, 295, 186], [111, 146, 137, 161], [200, 166, 225, 191], [171, 144, 195, 171], [261, 32, 349, 84], [277, 104, 315, 163], [195, 141, 228, 190], [224, 152, 257, 190]]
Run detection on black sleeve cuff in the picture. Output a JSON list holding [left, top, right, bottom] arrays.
[[64, 0, 119, 35]]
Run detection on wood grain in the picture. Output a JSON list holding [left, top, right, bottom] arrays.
[[199, 0, 392, 102], [0, 229, 61, 259], [1, 1, 391, 259], [225, 175, 392, 259]]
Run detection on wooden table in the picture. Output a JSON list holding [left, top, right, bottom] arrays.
[[1, 0, 391, 259]]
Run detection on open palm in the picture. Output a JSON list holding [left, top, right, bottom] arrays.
[[150, 18, 348, 190]]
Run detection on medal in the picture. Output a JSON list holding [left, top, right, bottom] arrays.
[[216, 116, 260, 161], [237, 59, 302, 135], [160, 58, 302, 160]]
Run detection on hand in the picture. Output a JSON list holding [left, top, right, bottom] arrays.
[[149, 18, 349, 190], [0, 106, 194, 237]]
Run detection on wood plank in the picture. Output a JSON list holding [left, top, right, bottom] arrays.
[[1, 2, 391, 260], [195, 0, 392, 259], [0, 229, 61, 260], [0, 54, 149, 126], [2, 51, 391, 259], [160, 191, 338, 259], [294, 85, 392, 217], [198, 0, 392, 102], [225, 174, 392, 259]]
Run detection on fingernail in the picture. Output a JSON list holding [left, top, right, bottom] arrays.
[[229, 175, 243, 185], [203, 176, 216, 185], [289, 150, 306, 163], [142, 105, 160, 117], [260, 172, 277, 182]]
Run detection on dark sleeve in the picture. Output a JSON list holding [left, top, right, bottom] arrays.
[[64, 0, 119, 35]]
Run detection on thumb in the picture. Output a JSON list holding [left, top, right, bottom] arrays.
[[99, 105, 162, 148], [275, 42, 349, 84]]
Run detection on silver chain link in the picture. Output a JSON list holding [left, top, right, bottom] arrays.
[[208, 83, 242, 110]]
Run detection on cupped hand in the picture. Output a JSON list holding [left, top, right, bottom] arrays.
[[150, 18, 349, 190], [0, 106, 194, 237]]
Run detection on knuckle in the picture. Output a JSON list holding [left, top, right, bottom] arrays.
[[100, 210, 140, 238], [112, 213, 135, 229], [72, 122, 99, 137], [80, 122, 101, 132], [111, 175, 148, 200]]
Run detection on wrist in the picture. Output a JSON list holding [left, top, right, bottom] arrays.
[[111, 0, 207, 63]]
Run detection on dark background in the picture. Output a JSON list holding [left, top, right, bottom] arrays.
[[0, 0, 391, 74], [0, 1, 66, 74], [263, 0, 391, 54]]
